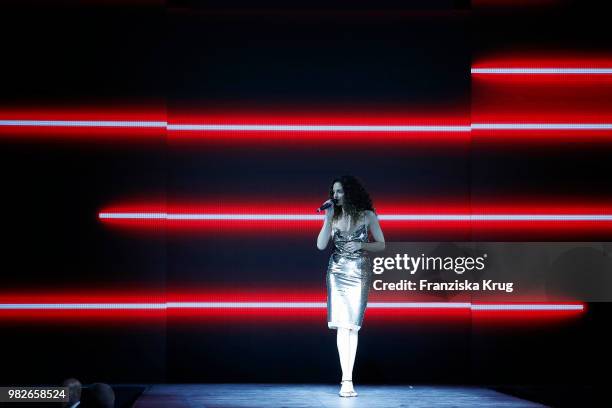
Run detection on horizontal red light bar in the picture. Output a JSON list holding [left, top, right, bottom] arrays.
[[472, 58, 612, 106], [472, 56, 612, 86], [472, 68, 612, 75], [1, 99, 611, 144], [0, 290, 584, 323], [473, 55, 612, 70], [2, 120, 611, 131], [2, 119, 612, 144], [98, 200, 612, 240], [0, 107, 166, 141], [0, 301, 583, 312], [99, 212, 612, 222]]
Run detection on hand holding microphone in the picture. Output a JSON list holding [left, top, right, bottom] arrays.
[[317, 198, 336, 218]]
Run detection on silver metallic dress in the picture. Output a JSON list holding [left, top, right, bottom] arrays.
[[326, 223, 372, 331]]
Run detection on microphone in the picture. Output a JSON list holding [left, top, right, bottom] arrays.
[[316, 199, 337, 213]]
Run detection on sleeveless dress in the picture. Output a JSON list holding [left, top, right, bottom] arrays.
[[326, 222, 373, 331]]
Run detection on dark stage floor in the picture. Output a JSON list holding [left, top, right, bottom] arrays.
[[132, 384, 548, 407]]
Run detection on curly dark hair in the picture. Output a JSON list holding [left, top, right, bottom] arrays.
[[328, 175, 375, 225]]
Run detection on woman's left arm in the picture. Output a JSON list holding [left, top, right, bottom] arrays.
[[361, 211, 385, 252]]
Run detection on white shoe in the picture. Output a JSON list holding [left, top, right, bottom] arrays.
[[339, 380, 357, 397]]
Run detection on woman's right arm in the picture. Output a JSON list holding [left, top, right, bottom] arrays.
[[316, 201, 334, 250]]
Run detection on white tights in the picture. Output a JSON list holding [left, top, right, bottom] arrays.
[[336, 327, 358, 381]]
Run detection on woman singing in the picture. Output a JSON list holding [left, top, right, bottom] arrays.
[[316, 175, 386, 397]]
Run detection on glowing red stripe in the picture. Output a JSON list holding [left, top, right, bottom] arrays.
[[0, 301, 583, 311], [0, 290, 584, 322], [1, 120, 611, 131], [0, 105, 610, 145], [95, 201, 612, 240]]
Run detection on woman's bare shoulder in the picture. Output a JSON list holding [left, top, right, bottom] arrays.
[[363, 210, 376, 224]]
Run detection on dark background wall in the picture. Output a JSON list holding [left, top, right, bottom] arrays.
[[0, 0, 610, 388]]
